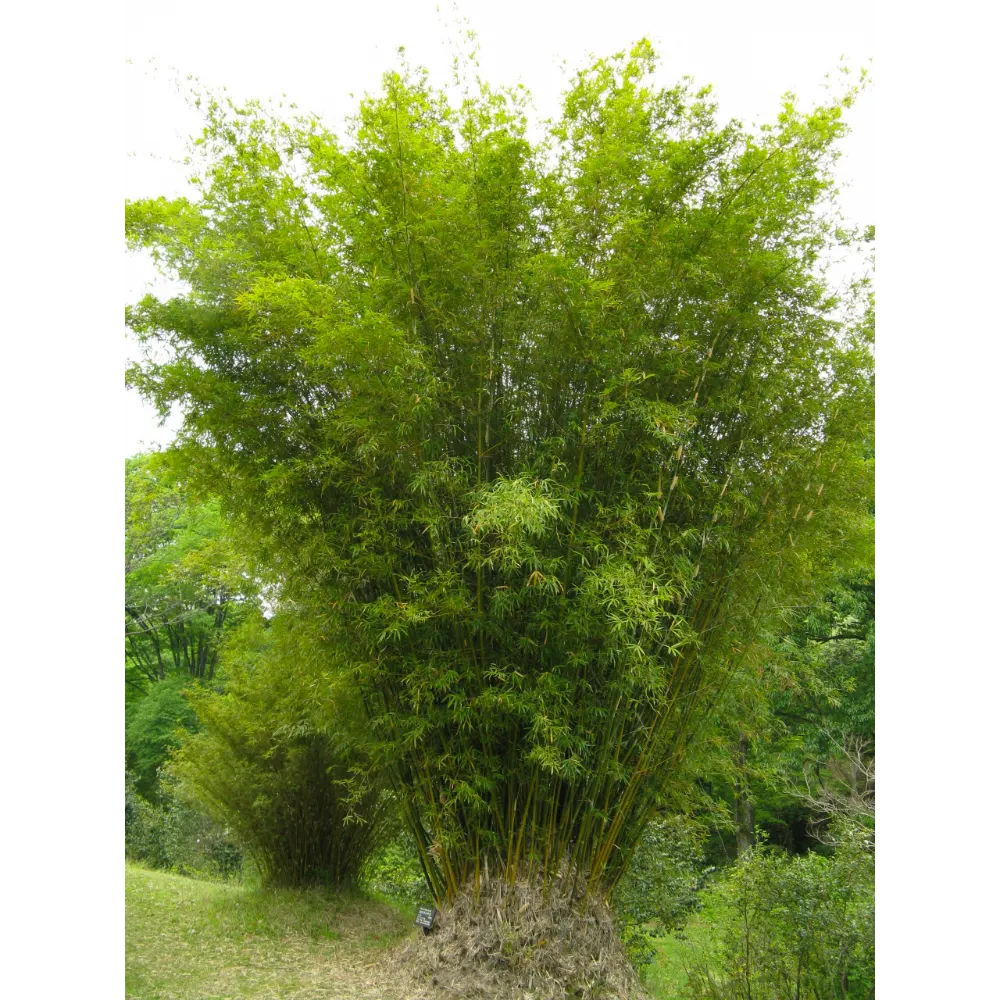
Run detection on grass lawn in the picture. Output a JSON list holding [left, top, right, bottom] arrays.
[[127, 862, 710, 999], [641, 906, 718, 1000], [642, 932, 695, 999], [125, 863, 414, 999]]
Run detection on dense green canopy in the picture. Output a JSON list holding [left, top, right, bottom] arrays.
[[127, 41, 873, 903]]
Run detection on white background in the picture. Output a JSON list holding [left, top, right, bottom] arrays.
[[3, 1, 998, 996]]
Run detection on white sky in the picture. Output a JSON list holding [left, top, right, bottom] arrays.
[[124, 0, 875, 457]]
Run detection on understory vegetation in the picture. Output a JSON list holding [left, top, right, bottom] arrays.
[[124, 36, 873, 1000], [684, 828, 875, 1000]]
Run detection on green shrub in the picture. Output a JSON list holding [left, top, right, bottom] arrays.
[[614, 815, 714, 970], [126, 768, 243, 879], [169, 613, 390, 888], [126, 768, 169, 867], [361, 827, 430, 904], [684, 828, 874, 1000], [159, 793, 244, 880]]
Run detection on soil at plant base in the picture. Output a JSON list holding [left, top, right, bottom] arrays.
[[390, 867, 647, 1000]]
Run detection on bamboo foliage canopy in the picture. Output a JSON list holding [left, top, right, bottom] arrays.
[[127, 41, 874, 905]]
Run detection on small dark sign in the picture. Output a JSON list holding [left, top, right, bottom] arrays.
[[415, 905, 437, 934]]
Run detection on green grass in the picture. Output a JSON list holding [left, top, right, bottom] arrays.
[[641, 906, 718, 1000], [127, 862, 717, 999], [125, 863, 414, 999], [643, 932, 694, 999]]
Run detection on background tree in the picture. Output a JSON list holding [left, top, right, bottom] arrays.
[[125, 454, 259, 797], [126, 454, 257, 690], [710, 566, 875, 857], [125, 675, 198, 799], [773, 569, 875, 847], [126, 39, 873, 931]]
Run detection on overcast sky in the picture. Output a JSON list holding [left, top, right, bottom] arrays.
[[124, 0, 875, 457]]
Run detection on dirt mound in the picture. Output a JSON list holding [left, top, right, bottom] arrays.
[[393, 867, 645, 1000]]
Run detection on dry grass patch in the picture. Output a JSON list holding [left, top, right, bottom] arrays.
[[395, 869, 645, 1000]]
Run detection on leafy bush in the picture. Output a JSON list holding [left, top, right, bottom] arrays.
[[159, 794, 245, 880], [125, 674, 198, 800], [361, 828, 430, 904], [168, 613, 391, 887], [125, 768, 243, 880], [126, 768, 169, 867], [684, 828, 874, 1000], [614, 815, 714, 970]]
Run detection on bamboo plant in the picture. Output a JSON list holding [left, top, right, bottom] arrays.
[[127, 41, 874, 907]]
